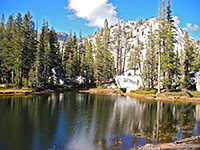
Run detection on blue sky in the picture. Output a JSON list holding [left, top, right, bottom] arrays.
[[1, 0, 200, 40]]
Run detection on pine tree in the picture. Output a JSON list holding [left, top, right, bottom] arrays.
[[0, 14, 5, 83], [62, 32, 73, 76], [1, 15, 14, 83], [12, 12, 23, 86], [36, 19, 49, 86], [182, 32, 195, 88], [78, 29, 85, 76], [46, 28, 61, 78], [192, 41, 200, 73], [94, 31, 104, 85], [143, 25, 157, 89], [156, 0, 166, 93], [128, 37, 143, 75], [102, 19, 114, 80], [113, 20, 122, 75], [83, 39, 94, 83], [171, 48, 180, 88], [22, 11, 37, 86], [65, 53, 73, 78], [122, 30, 131, 73], [72, 47, 79, 77], [72, 32, 80, 76], [166, 0, 174, 24], [162, 23, 176, 90]]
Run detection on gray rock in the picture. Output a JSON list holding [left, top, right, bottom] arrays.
[[50, 68, 67, 85], [196, 72, 200, 91]]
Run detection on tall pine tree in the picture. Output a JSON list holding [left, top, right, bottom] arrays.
[[181, 32, 195, 88], [22, 11, 37, 86]]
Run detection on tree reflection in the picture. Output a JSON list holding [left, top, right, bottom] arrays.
[[0, 93, 199, 150]]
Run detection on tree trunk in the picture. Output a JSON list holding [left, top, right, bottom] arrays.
[[157, 47, 161, 93]]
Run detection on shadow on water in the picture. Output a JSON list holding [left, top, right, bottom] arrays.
[[0, 92, 200, 149]]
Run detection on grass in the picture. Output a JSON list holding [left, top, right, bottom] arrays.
[[130, 88, 157, 94], [190, 91, 200, 97], [1, 83, 200, 100], [0, 84, 16, 88], [128, 88, 200, 100], [0, 88, 34, 94]]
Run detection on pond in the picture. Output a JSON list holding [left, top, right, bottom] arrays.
[[0, 92, 200, 150]]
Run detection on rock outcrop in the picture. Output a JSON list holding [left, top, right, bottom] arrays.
[[196, 72, 200, 91], [51, 68, 67, 84]]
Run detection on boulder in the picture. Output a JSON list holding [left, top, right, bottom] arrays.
[[51, 68, 67, 85], [196, 72, 200, 91], [115, 70, 142, 92]]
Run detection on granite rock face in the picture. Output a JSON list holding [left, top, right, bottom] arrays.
[[51, 68, 67, 84], [115, 70, 142, 92], [196, 72, 200, 91]]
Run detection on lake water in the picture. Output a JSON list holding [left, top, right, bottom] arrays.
[[0, 92, 200, 150]]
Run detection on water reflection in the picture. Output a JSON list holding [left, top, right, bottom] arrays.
[[0, 93, 199, 150]]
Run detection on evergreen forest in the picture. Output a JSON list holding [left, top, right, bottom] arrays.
[[0, 0, 200, 92]]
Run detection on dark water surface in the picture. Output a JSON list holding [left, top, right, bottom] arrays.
[[0, 92, 200, 150]]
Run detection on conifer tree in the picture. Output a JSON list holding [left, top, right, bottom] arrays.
[[46, 28, 61, 78], [94, 31, 104, 85], [36, 22, 60, 86], [1, 15, 14, 83], [12, 13, 23, 86], [72, 47, 79, 77], [166, 0, 174, 24], [174, 48, 181, 87], [128, 37, 143, 75], [143, 26, 157, 89], [156, 0, 167, 93], [62, 32, 73, 76], [162, 23, 176, 90], [192, 41, 200, 73], [36, 19, 49, 86], [113, 20, 122, 75], [182, 32, 195, 88], [122, 31, 131, 73], [83, 39, 94, 83], [0, 14, 5, 83], [102, 19, 115, 80], [65, 53, 73, 78], [78, 30, 85, 76], [22, 11, 37, 86]]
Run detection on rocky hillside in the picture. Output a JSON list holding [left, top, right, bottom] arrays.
[[57, 32, 68, 52], [85, 17, 199, 71]]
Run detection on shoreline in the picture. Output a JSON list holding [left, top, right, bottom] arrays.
[[138, 136, 200, 150], [79, 89, 200, 103], [0, 88, 200, 103]]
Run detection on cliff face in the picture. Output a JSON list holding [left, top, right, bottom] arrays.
[[84, 17, 199, 71], [57, 32, 68, 53]]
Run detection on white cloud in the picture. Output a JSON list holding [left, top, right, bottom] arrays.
[[172, 16, 180, 25], [183, 23, 199, 32], [66, 0, 118, 28]]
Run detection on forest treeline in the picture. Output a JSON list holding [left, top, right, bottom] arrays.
[[0, 0, 200, 90]]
